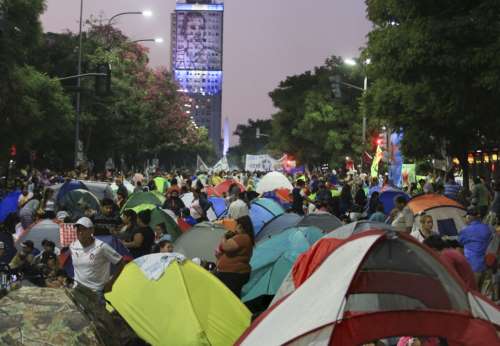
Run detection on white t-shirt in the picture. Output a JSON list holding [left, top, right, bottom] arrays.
[[70, 238, 122, 291], [391, 206, 414, 233], [227, 199, 249, 220]]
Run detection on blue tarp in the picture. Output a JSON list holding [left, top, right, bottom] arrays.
[[0, 190, 21, 222], [249, 198, 284, 235]]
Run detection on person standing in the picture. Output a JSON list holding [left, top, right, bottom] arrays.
[[459, 207, 493, 284], [292, 180, 307, 215], [471, 177, 490, 219], [390, 196, 414, 233], [227, 192, 249, 220], [215, 216, 254, 297]]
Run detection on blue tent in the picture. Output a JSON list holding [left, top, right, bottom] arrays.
[[0, 190, 21, 222], [379, 188, 409, 214], [249, 198, 284, 235], [56, 180, 88, 205], [208, 196, 227, 219], [241, 226, 323, 302]]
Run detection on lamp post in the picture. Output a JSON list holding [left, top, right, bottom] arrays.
[[108, 10, 152, 26], [132, 38, 163, 44], [75, 0, 84, 167]]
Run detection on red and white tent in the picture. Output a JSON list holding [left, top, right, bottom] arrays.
[[237, 230, 500, 346]]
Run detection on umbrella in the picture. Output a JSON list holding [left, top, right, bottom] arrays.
[[173, 222, 225, 262], [241, 226, 323, 303], [0, 287, 103, 345], [121, 191, 164, 211]]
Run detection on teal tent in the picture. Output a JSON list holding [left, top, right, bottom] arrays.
[[241, 226, 323, 303]]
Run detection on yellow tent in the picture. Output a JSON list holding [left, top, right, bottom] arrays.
[[105, 257, 251, 346]]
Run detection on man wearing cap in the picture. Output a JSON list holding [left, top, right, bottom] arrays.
[[70, 217, 124, 299], [459, 206, 493, 283]]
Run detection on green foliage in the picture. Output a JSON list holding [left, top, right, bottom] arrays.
[[227, 119, 273, 167], [364, 0, 500, 162], [269, 56, 367, 168]]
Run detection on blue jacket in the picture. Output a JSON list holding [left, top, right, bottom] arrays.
[[459, 221, 493, 272]]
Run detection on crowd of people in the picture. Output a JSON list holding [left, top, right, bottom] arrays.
[[0, 166, 499, 344]]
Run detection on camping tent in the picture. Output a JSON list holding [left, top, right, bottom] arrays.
[[149, 207, 182, 241], [0, 190, 21, 222], [256, 213, 342, 243], [54, 180, 87, 205], [249, 198, 285, 235], [0, 287, 103, 345], [180, 192, 220, 222], [256, 172, 293, 195], [105, 254, 251, 346], [214, 179, 245, 196], [58, 189, 100, 219], [239, 231, 500, 345], [325, 220, 396, 240], [173, 222, 226, 262], [242, 226, 323, 303], [16, 219, 61, 249], [121, 191, 164, 211], [408, 194, 466, 237], [379, 188, 409, 214], [208, 196, 228, 219]]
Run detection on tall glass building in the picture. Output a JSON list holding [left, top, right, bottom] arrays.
[[171, 0, 224, 155]]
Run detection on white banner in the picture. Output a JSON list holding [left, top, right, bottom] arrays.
[[245, 154, 279, 172], [211, 156, 230, 173]]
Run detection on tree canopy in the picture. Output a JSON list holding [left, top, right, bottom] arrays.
[[363, 0, 500, 184]]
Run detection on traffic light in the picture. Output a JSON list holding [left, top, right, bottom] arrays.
[[329, 75, 342, 99], [9, 144, 16, 157], [95, 63, 111, 95]]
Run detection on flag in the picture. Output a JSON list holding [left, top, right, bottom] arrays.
[[196, 155, 210, 172], [371, 145, 383, 178], [59, 223, 77, 247], [211, 156, 230, 173], [402, 163, 416, 187]]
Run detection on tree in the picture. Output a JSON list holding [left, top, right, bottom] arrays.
[[363, 0, 500, 188], [227, 119, 273, 167], [269, 55, 368, 168]]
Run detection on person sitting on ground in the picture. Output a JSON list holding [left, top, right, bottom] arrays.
[[9, 240, 39, 272], [424, 235, 477, 291], [123, 210, 155, 258], [215, 215, 254, 298], [410, 213, 438, 243], [46, 269, 72, 288], [368, 203, 386, 223], [390, 196, 413, 233], [154, 223, 168, 243]]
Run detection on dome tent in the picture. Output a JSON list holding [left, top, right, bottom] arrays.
[[256, 172, 293, 195], [238, 230, 500, 346]]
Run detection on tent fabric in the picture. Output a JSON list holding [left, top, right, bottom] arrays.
[[208, 196, 227, 219], [16, 219, 61, 249], [242, 226, 323, 303], [55, 180, 88, 205], [249, 198, 285, 235], [105, 258, 251, 346], [0, 287, 102, 345], [379, 189, 409, 214], [256, 172, 293, 194], [239, 231, 500, 346], [149, 208, 182, 241], [0, 190, 21, 222], [121, 191, 164, 211], [256, 213, 303, 243], [408, 194, 466, 237], [58, 189, 100, 218], [214, 180, 245, 196], [325, 220, 396, 240], [173, 222, 226, 262], [297, 214, 342, 232]]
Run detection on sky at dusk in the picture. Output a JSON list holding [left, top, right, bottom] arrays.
[[41, 0, 372, 144]]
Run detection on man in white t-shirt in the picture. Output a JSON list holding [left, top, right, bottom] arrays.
[[70, 217, 124, 295], [391, 196, 414, 233]]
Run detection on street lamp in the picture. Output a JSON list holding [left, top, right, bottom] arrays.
[[132, 37, 163, 44], [108, 10, 153, 25]]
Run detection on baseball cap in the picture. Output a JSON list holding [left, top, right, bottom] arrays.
[[75, 217, 94, 229]]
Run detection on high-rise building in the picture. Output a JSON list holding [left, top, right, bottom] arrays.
[[171, 0, 224, 155]]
